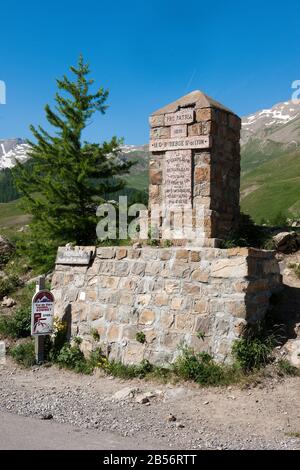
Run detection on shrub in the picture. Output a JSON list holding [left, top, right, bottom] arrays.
[[55, 343, 103, 375], [136, 331, 146, 344], [91, 328, 100, 342], [232, 335, 275, 371], [10, 341, 35, 368], [55, 343, 88, 373], [271, 211, 287, 227], [0, 275, 21, 300], [0, 306, 31, 338], [172, 347, 228, 385], [0, 253, 12, 268]]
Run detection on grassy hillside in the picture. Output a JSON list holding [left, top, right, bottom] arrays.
[[0, 199, 31, 238], [241, 149, 300, 223]]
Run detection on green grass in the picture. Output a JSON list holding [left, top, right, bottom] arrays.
[[9, 340, 36, 367], [285, 432, 300, 438], [241, 150, 300, 223], [124, 171, 148, 192], [0, 199, 31, 237]]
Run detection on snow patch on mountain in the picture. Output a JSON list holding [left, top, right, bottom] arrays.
[[0, 139, 30, 170], [242, 100, 300, 129]]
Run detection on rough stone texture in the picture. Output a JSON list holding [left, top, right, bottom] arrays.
[[52, 246, 282, 365]]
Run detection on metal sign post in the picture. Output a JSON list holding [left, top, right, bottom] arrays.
[[32, 276, 54, 364]]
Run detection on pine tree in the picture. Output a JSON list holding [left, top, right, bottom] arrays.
[[14, 56, 133, 269]]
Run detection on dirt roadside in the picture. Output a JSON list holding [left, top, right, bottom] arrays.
[[0, 359, 299, 450]]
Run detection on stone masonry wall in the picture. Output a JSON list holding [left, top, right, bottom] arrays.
[[51, 246, 282, 365]]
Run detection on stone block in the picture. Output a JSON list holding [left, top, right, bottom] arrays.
[[114, 262, 130, 276], [195, 108, 214, 121], [144, 329, 157, 344], [227, 247, 249, 257], [188, 123, 202, 136], [164, 279, 180, 293], [131, 261, 146, 276], [175, 313, 195, 331], [225, 299, 247, 318], [149, 114, 164, 127], [119, 291, 134, 305], [123, 342, 145, 364], [170, 261, 190, 278], [150, 127, 170, 139], [194, 314, 211, 333], [149, 184, 160, 201], [88, 305, 103, 321], [211, 257, 248, 278], [136, 294, 152, 306], [154, 292, 169, 306], [175, 249, 189, 261], [107, 324, 122, 342], [160, 312, 175, 329], [123, 325, 138, 341], [97, 247, 115, 259], [191, 269, 209, 283], [104, 306, 118, 322], [194, 299, 209, 314], [160, 249, 172, 260], [139, 309, 156, 325], [171, 296, 184, 310], [182, 282, 201, 295], [190, 250, 201, 262], [162, 332, 182, 349], [116, 248, 127, 260], [85, 289, 98, 301], [149, 169, 163, 185], [145, 261, 162, 275]]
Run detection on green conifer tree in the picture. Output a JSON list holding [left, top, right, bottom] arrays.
[[14, 56, 133, 270]]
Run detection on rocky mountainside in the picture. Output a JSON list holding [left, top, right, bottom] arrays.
[[242, 100, 300, 146]]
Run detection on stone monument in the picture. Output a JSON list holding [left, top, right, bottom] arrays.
[[51, 91, 282, 365], [147, 90, 241, 246]]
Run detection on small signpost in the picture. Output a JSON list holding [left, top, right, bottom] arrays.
[[31, 276, 54, 363]]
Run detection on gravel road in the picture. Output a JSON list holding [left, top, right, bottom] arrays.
[[0, 359, 299, 450]]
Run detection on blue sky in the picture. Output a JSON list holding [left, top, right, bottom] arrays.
[[1, 0, 300, 144]]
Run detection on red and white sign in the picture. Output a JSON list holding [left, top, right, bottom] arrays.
[[31, 290, 54, 336]]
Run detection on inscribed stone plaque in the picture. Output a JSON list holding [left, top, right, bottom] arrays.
[[164, 150, 192, 207], [170, 125, 187, 138], [164, 108, 194, 126], [149, 135, 210, 151], [56, 246, 95, 265]]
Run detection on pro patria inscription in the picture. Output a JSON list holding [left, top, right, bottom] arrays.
[[164, 108, 194, 125], [164, 150, 192, 206]]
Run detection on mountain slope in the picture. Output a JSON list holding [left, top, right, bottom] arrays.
[[240, 149, 300, 223]]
